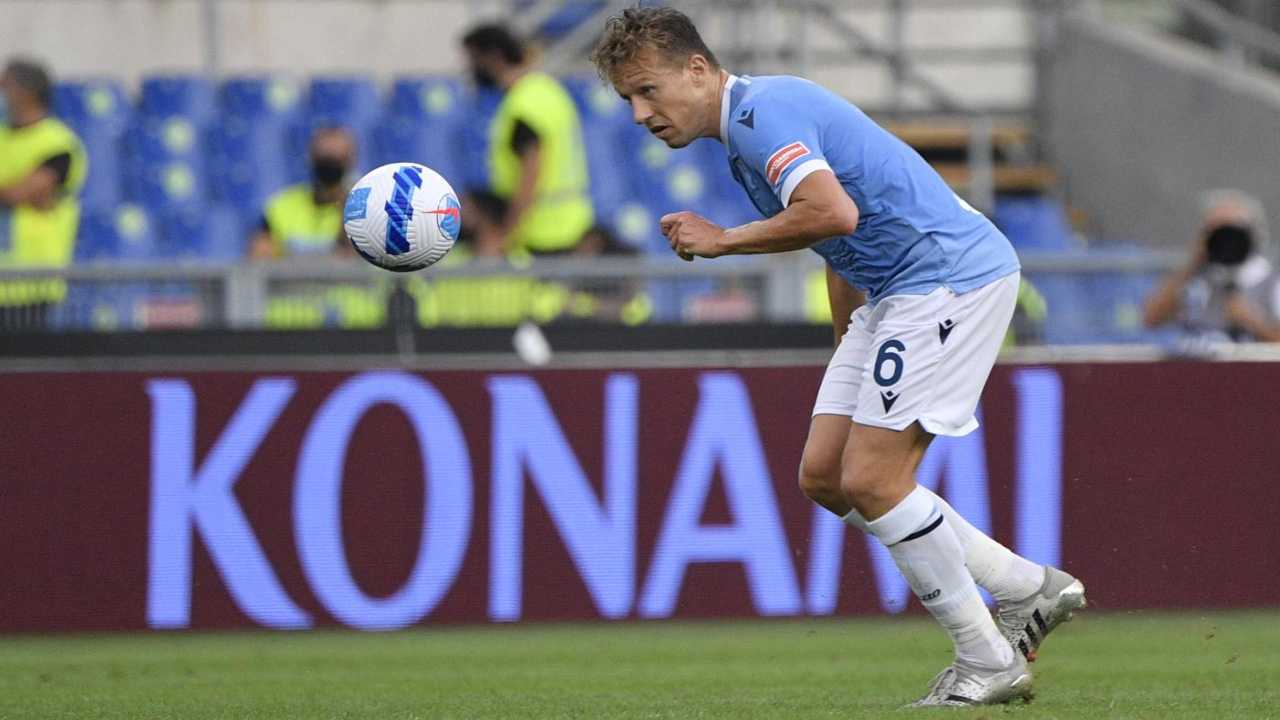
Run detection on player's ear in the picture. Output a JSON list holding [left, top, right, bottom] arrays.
[[686, 53, 711, 82]]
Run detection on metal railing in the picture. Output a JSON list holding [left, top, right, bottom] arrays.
[[1095, 0, 1280, 68], [0, 251, 1184, 345], [535, 0, 1048, 118]]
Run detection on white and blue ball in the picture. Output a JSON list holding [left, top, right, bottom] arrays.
[[343, 162, 460, 272]]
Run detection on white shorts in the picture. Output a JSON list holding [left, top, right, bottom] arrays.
[[812, 272, 1019, 436]]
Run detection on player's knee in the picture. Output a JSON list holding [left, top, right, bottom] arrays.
[[840, 466, 902, 514], [797, 452, 841, 504]]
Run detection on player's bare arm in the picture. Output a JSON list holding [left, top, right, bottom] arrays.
[[660, 170, 858, 259]]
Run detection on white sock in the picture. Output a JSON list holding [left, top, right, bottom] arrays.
[[840, 506, 869, 531], [922, 488, 1045, 604], [865, 486, 1014, 670]]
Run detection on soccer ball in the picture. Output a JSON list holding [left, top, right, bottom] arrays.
[[343, 162, 461, 272]]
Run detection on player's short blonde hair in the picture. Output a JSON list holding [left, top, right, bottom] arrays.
[[590, 6, 720, 81]]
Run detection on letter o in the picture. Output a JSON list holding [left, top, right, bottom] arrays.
[[294, 371, 472, 630]]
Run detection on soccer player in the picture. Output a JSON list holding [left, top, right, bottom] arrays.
[[591, 7, 1086, 707]]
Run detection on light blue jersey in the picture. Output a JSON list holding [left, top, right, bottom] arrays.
[[719, 75, 1020, 302]]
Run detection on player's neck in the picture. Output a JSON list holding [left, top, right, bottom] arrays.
[[708, 69, 732, 142]]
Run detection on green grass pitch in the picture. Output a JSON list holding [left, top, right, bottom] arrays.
[[1, 610, 1277, 719]]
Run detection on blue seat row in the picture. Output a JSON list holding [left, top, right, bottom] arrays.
[[53, 74, 1070, 263], [76, 203, 248, 263], [52, 73, 769, 261]]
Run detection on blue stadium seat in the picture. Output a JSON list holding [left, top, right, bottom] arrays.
[[140, 75, 218, 121], [457, 86, 503, 190], [561, 75, 643, 228], [77, 204, 160, 262], [214, 77, 306, 214], [125, 115, 210, 212], [387, 76, 466, 118], [602, 201, 660, 253], [53, 80, 131, 212], [221, 76, 303, 120], [281, 77, 385, 179], [535, 1, 607, 40], [993, 196, 1076, 251], [73, 217, 119, 263], [72, 124, 127, 213], [209, 115, 293, 216], [1024, 249, 1167, 344], [307, 76, 381, 127], [374, 117, 466, 187], [629, 135, 758, 252], [160, 204, 248, 261], [376, 77, 470, 182], [53, 79, 131, 132]]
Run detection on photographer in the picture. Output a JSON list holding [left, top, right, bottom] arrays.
[[1144, 190, 1280, 343]]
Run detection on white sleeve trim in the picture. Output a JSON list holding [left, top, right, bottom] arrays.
[[779, 158, 832, 207]]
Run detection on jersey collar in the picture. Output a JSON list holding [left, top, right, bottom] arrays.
[[718, 74, 739, 144]]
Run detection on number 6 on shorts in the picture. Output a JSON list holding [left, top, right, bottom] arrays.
[[873, 339, 906, 387]]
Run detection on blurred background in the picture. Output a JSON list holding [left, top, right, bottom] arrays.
[[1, 0, 1277, 356], [1, 4, 1279, 714]]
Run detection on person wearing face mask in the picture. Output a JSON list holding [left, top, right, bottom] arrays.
[[249, 126, 356, 260], [0, 57, 87, 330], [1143, 189, 1280, 344], [460, 24, 593, 256], [250, 126, 389, 329]]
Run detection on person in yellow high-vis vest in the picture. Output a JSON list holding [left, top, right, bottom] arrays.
[[250, 126, 355, 260], [461, 24, 594, 255], [0, 58, 87, 330], [249, 127, 387, 329]]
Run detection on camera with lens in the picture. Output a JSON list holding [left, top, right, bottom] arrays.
[[1202, 223, 1255, 294], [1205, 224, 1254, 267]]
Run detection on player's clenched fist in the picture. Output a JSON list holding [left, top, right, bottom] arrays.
[[660, 211, 727, 261]]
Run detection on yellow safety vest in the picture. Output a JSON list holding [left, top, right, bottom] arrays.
[[264, 283, 387, 330], [0, 117, 86, 305], [263, 184, 344, 258], [404, 246, 562, 327], [489, 72, 593, 254], [260, 184, 387, 328]]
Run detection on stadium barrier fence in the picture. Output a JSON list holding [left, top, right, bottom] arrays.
[[0, 358, 1277, 632], [0, 250, 1182, 344]]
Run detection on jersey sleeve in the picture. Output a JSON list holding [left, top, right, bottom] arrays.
[[733, 95, 832, 207]]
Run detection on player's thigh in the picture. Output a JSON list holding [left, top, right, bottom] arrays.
[[800, 413, 851, 485], [841, 420, 935, 517]]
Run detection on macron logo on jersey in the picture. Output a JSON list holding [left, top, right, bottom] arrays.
[[766, 142, 810, 185]]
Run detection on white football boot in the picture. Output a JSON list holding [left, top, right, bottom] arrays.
[[996, 566, 1087, 662], [910, 656, 1033, 707]]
